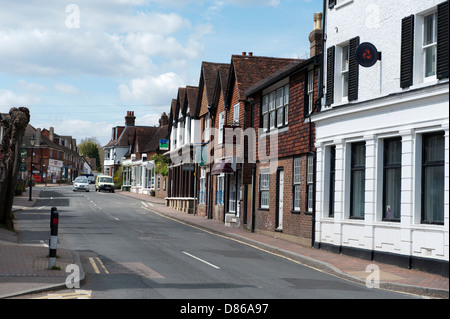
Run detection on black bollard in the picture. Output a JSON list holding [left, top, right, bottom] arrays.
[[49, 207, 59, 269]]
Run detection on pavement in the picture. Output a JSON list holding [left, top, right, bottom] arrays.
[[0, 185, 448, 299]]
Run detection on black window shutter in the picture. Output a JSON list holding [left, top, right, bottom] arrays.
[[437, 0, 449, 79], [348, 36, 360, 101], [326, 46, 335, 106], [400, 15, 414, 88]]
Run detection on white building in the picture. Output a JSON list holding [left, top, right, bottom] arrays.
[[312, 0, 449, 276], [166, 86, 202, 213]]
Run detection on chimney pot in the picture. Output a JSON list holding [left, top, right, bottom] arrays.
[[125, 110, 136, 126], [313, 12, 323, 31], [242, 52, 246, 56], [309, 12, 323, 57], [248, 52, 253, 57]]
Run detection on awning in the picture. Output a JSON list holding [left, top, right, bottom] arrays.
[[211, 162, 234, 175]]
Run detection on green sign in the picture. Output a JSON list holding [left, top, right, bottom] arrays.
[[159, 139, 169, 150], [20, 162, 27, 172]]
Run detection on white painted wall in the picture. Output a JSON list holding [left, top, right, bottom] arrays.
[[314, 0, 449, 263]]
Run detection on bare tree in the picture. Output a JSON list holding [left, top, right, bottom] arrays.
[[0, 107, 30, 230]]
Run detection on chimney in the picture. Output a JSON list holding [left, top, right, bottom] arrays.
[[309, 12, 323, 57], [125, 111, 136, 126], [159, 112, 169, 127], [36, 128, 41, 146], [242, 52, 246, 56], [248, 52, 253, 57], [49, 127, 54, 142]]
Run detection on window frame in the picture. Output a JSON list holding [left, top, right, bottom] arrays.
[[307, 155, 314, 213], [350, 142, 366, 219], [307, 70, 315, 115], [233, 103, 239, 125], [199, 168, 206, 204], [329, 145, 336, 217], [229, 174, 237, 212], [216, 174, 225, 205], [341, 44, 349, 99], [421, 132, 445, 225], [262, 84, 289, 132], [218, 111, 225, 145], [259, 170, 270, 209], [382, 138, 402, 222], [422, 11, 438, 79], [204, 114, 210, 142]]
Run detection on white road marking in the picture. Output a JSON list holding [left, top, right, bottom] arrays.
[[182, 251, 220, 269]]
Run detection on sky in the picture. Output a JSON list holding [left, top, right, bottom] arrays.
[[0, 0, 320, 147]]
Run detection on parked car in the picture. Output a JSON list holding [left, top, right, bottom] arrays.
[[73, 176, 90, 192], [95, 175, 115, 193], [87, 176, 95, 184]]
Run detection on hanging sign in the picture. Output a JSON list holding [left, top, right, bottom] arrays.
[[355, 42, 381, 67]]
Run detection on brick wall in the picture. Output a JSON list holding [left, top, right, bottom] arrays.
[[249, 66, 319, 243]]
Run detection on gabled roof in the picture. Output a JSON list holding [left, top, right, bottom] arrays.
[[177, 87, 187, 118], [168, 98, 178, 135], [227, 54, 301, 106], [141, 124, 169, 153], [186, 86, 199, 118], [244, 55, 319, 97], [198, 61, 230, 117], [212, 64, 231, 111]]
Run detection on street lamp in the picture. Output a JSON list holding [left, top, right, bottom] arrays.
[[29, 134, 36, 201]]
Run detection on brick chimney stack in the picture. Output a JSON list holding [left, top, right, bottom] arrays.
[[125, 111, 136, 126], [309, 12, 323, 57], [159, 112, 169, 127]]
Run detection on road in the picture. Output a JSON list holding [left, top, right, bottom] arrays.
[[15, 185, 419, 302]]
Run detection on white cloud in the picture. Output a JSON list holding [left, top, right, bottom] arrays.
[[54, 83, 79, 95], [17, 80, 48, 93], [35, 118, 115, 147], [118, 72, 185, 105], [0, 89, 41, 108]]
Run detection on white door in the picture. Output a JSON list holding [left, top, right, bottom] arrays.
[[277, 170, 284, 230]]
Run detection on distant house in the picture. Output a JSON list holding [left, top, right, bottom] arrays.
[[113, 111, 169, 197], [10, 124, 85, 184]]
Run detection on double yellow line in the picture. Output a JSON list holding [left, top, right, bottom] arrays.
[[34, 290, 92, 299], [89, 257, 109, 274]]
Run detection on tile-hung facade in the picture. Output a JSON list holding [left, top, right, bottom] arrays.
[[166, 86, 200, 213], [196, 62, 229, 218], [209, 64, 231, 222], [244, 13, 322, 246], [219, 53, 300, 228], [312, 0, 449, 276]]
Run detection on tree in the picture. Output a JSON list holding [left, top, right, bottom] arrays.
[[0, 107, 30, 230], [79, 137, 102, 172], [151, 154, 169, 177]]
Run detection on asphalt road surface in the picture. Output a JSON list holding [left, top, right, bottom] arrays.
[[15, 185, 419, 303]]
